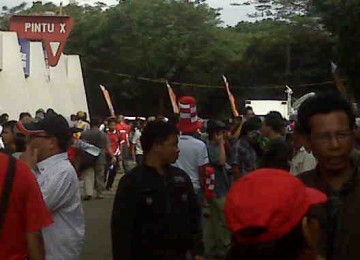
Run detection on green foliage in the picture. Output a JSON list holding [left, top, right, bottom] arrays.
[[0, 0, 339, 118], [312, 0, 360, 98]]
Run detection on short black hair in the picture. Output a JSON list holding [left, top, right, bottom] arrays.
[[0, 113, 9, 125], [19, 112, 32, 120], [240, 117, 262, 137], [140, 120, 179, 154], [70, 114, 77, 121], [56, 135, 72, 152], [108, 117, 117, 124], [90, 118, 102, 127], [264, 112, 285, 134], [227, 222, 307, 260], [244, 106, 254, 114], [298, 93, 355, 135], [2, 120, 17, 133]]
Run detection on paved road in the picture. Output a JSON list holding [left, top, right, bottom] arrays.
[[81, 190, 116, 260]]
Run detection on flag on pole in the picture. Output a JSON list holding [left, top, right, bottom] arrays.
[[331, 62, 346, 95], [166, 81, 179, 113], [222, 75, 239, 117], [100, 85, 115, 117]]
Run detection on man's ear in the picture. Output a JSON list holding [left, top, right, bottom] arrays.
[[302, 134, 312, 153]]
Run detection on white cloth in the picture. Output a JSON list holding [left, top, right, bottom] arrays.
[[73, 139, 101, 156], [173, 135, 209, 190], [82, 167, 95, 197], [290, 147, 317, 176], [35, 153, 85, 260], [131, 128, 143, 155]]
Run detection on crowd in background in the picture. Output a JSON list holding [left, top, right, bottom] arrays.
[[2, 92, 360, 260]]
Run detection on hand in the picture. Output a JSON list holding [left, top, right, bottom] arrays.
[[194, 256, 205, 260], [20, 146, 38, 169]]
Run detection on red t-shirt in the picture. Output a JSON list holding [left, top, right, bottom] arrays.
[[116, 122, 131, 147], [107, 131, 121, 155], [0, 153, 53, 260]]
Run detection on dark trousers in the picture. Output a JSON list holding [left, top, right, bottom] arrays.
[[106, 156, 119, 189], [136, 154, 144, 165]]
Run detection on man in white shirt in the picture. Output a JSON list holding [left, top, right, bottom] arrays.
[[289, 127, 317, 176], [173, 96, 209, 199], [131, 120, 144, 165], [18, 112, 85, 260]]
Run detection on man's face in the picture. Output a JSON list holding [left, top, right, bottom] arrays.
[[21, 116, 33, 124], [307, 111, 354, 172], [157, 134, 180, 164], [1, 127, 15, 146], [109, 122, 117, 132], [261, 123, 271, 138], [25, 134, 55, 162]]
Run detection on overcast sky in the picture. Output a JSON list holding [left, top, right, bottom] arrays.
[[2, 0, 257, 26]]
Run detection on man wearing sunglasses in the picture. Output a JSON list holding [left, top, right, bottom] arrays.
[[17, 112, 85, 260]]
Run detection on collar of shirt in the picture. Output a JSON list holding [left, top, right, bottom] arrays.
[[313, 163, 359, 196], [36, 153, 68, 174]]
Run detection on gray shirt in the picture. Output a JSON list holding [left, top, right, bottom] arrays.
[[299, 166, 360, 260], [81, 128, 109, 165], [206, 142, 230, 198], [35, 153, 85, 260]]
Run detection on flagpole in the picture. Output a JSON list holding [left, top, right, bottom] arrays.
[[222, 75, 239, 117]]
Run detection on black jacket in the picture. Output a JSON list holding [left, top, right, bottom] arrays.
[[111, 164, 203, 260]]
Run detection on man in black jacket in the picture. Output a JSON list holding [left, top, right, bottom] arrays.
[[111, 120, 204, 260]]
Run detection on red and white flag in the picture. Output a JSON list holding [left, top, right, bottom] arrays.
[[222, 75, 239, 117], [166, 81, 179, 113], [331, 62, 346, 95], [100, 85, 115, 117]]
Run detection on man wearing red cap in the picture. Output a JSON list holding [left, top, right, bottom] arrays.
[[173, 96, 209, 203], [297, 93, 360, 260], [225, 169, 327, 260]]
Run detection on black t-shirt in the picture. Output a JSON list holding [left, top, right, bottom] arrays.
[[259, 137, 292, 171]]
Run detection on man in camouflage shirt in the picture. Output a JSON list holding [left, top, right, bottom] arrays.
[[230, 117, 262, 179]]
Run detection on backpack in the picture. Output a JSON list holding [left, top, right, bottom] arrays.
[[0, 155, 16, 237], [78, 149, 99, 172]]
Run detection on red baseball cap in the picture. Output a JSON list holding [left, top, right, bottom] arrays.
[[225, 169, 327, 244]]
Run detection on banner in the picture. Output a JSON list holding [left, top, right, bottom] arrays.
[[222, 75, 239, 117], [19, 38, 30, 77], [331, 62, 346, 95], [166, 81, 179, 113], [100, 85, 115, 117]]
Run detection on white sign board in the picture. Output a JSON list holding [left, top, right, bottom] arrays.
[[245, 100, 289, 119]]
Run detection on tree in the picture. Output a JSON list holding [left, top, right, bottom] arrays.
[[312, 0, 360, 99]]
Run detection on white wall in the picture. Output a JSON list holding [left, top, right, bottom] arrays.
[[0, 31, 89, 120]]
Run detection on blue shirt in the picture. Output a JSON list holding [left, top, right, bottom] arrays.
[[35, 153, 85, 260]]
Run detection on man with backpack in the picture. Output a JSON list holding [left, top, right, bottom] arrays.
[[81, 118, 115, 200]]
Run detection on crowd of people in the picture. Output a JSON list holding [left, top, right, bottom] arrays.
[[1, 92, 360, 260]]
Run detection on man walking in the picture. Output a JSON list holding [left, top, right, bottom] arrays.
[[173, 96, 209, 203], [111, 121, 203, 260], [81, 118, 114, 199], [17, 113, 85, 260]]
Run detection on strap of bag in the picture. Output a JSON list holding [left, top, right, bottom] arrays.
[[0, 155, 17, 236]]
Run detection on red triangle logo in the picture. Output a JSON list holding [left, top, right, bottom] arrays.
[[10, 16, 74, 67]]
